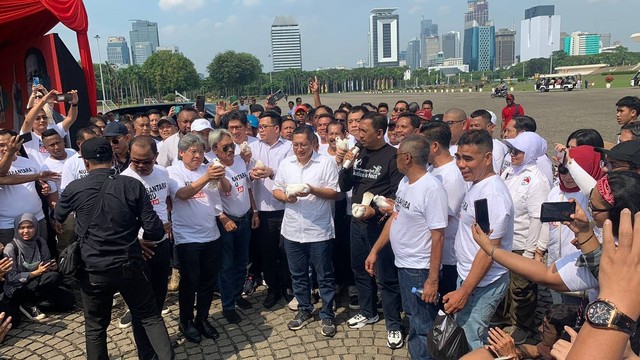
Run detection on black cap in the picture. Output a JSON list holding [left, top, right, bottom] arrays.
[[597, 141, 640, 167], [157, 117, 177, 127], [103, 122, 128, 137], [250, 104, 264, 114], [80, 137, 113, 160]]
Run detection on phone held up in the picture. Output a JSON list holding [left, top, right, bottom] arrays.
[[540, 202, 576, 223], [474, 198, 491, 234], [267, 90, 285, 105], [55, 93, 73, 103]]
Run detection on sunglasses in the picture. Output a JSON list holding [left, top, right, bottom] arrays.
[[107, 135, 126, 145], [130, 158, 155, 165], [220, 143, 236, 153], [558, 163, 569, 175], [393, 108, 407, 112]]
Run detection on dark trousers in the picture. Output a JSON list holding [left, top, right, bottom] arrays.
[[176, 240, 222, 324], [438, 264, 458, 311], [350, 219, 402, 331], [247, 227, 262, 279], [258, 210, 290, 295], [77, 259, 174, 360], [11, 271, 74, 312], [132, 239, 171, 360], [218, 215, 251, 310], [333, 199, 353, 288]]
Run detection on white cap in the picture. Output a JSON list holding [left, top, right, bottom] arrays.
[[191, 118, 213, 132], [488, 110, 497, 125]]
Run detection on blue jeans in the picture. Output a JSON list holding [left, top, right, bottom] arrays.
[[398, 268, 438, 360], [455, 273, 509, 350], [284, 238, 335, 319], [217, 215, 251, 310], [350, 219, 402, 331]]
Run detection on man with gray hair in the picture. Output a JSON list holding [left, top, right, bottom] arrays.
[[365, 135, 448, 359]]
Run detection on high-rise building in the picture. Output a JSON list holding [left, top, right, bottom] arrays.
[[271, 16, 302, 72], [600, 33, 611, 48], [520, 5, 561, 62], [564, 32, 601, 55], [156, 45, 180, 53], [441, 31, 461, 59], [369, 8, 400, 68], [406, 38, 421, 69], [495, 28, 516, 68], [464, 22, 496, 71], [106, 36, 130, 65], [129, 20, 159, 65], [422, 36, 440, 68], [465, 0, 489, 26], [421, 18, 438, 38]]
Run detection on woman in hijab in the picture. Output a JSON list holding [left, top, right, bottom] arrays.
[[3, 213, 74, 321], [500, 131, 552, 344]]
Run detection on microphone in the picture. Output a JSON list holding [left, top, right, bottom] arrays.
[[342, 143, 362, 170]]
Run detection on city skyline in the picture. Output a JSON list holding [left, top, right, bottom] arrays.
[[50, 0, 640, 73]]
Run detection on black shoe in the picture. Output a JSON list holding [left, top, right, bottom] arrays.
[[194, 318, 220, 340], [223, 309, 241, 324], [236, 297, 252, 310], [263, 292, 281, 309], [179, 321, 202, 343]]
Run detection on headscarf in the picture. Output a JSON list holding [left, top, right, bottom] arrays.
[[504, 131, 547, 175], [560, 145, 605, 193], [12, 213, 43, 271]]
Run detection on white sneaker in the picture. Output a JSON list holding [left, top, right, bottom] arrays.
[[387, 330, 404, 349], [288, 297, 298, 311], [347, 313, 379, 329]]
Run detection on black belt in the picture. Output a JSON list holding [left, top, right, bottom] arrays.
[[224, 210, 251, 223]]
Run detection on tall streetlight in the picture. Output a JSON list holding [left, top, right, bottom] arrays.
[[94, 35, 107, 103], [268, 54, 273, 94]]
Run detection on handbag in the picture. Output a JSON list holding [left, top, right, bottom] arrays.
[[58, 178, 111, 276], [427, 311, 470, 360]]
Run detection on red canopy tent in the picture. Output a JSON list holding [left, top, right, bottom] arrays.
[[0, 0, 97, 115]]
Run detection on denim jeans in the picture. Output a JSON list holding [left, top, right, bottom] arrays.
[[350, 219, 402, 331], [455, 273, 509, 350], [397, 268, 438, 360], [217, 214, 251, 310], [77, 260, 174, 360], [284, 238, 335, 319]]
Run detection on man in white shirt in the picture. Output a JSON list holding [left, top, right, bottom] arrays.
[[421, 122, 467, 301], [469, 109, 508, 174], [248, 111, 294, 308], [157, 106, 198, 167], [272, 126, 339, 336], [225, 110, 256, 164], [365, 135, 448, 359], [60, 127, 96, 192], [394, 113, 421, 144], [443, 108, 467, 157], [443, 130, 514, 350]]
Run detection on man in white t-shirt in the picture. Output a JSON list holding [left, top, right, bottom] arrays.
[[394, 113, 421, 144], [315, 112, 332, 154], [421, 122, 467, 301], [365, 135, 448, 359], [225, 110, 256, 164], [272, 126, 339, 337], [443, 108, 467, 157], [157, 106, 198, 167], [443, 130, 514, 350], [60, 127, 96, 192], [469, 109, 508, 174]]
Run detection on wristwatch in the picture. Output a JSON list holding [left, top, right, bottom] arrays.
[[585, 299, 637, 336]]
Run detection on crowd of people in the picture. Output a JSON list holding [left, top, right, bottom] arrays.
[[1, 80, 640, 360]]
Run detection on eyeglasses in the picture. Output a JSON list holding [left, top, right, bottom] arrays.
[[508, 148, 522, 157], [445, 119, 465, 126], [227, 125, 244, 131], [604, 160, 631, 172], [588, 189, 610, 214], [35, 95, 43, 99], [130, 158, 155, 165], [394, 152, 411, 160], [35, 115, 48, 122], [294, 112, 306, 117], [219, 143, 236, 153], [106, 135, 126, 145], [258, 124, 277, 130], [393, 108, 407, 112]]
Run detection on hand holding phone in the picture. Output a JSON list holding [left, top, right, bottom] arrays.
[[540, 202, 576, 223], [267, 90, 285, 105], [474, 198, 490, 234], [18, 132, 33, 144], [55, 93, 73, 103]]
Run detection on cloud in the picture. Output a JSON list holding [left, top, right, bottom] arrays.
[[158, 0, 205, 11], [233, 0, 260, 8], [214, 15, 239, 29], [409, 6, 422, 15]]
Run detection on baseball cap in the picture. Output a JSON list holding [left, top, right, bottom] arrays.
[[250, 104, 264, 114], [596, 141, 640, 167], [157, 117, 176, 127], [506, 93, 515, 100], [415, 109, 432, 121], [247, 114, 259, 128], [488, 110, 497, 125], [103, 122, 128, 137], [191, 118, 213, 132], [294, 106, 308, 114], [80, 137, 113, 160]]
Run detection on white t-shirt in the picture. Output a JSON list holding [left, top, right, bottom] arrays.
[[20, 123, 67, 167], [40, 149, 76, 191], [218, 156, 252, 217], [122, 165, 171, 240], [546, 187, 591, 265], [60, 152, 89, 192], [272, 152, 339, 243], [502, 164, 550, 253], [449, 144, 458, 157], [390, 173, 448, 269], [167, 161, 222, 245], [455, 175, 514, 287], [492, 139, 508, 174], [430, 159, 466, 266], [0, 156, 49, 228], [555, 251, 599, 301]]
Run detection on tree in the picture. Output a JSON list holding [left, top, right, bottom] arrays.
[[207, 51, 262, 96], [142, 51, 200, 97]]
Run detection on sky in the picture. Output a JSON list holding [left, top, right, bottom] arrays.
[[51, 0, 640, 74]]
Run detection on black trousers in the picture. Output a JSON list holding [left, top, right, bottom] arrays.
[[11, 271, 74, 312], [176, 240, 221, 324], [257, 210, 290, 295], [77, 259, 174, 360]]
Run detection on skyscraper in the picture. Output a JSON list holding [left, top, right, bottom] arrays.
[[271, 16, 302, 72], [465, 0, 489, 26], [129, 20, 159, 65], [464, 1, 495, 71], [106, 36, 131, 65], [406, 39, 421, 69], [421, 18, 438, 38], [520, 5, 561, 62], [369, 8, 400, 68], [495, 28, 516, 68], [564, 32, 601, 55], [422, 36, 440, 68], [441, 31, 461, 59]]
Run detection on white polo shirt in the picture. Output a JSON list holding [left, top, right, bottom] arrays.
[[157, 132, 182, 167], [455, 174, 514, 287], [218, 155, 252, 217], [249, 137, 293, 212], [430, 159, 466, 266], [0, 156, 51, 229], [272, 152, 339, 243], [390, 173, 448, 269], [20, 123, 67, 167], [167, 161, 222, 244], [492, 139, 508, 174], [40, 149, 77, 191], [60, 152, 89, 192], [122, 165, 170, 240]]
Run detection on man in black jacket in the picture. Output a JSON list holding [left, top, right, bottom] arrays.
[[54, 137, 174, 360]]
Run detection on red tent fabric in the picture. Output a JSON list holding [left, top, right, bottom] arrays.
[[0, 0, 97, 115]]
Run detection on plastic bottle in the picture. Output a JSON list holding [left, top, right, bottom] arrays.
[[411, 287, 423, 298]]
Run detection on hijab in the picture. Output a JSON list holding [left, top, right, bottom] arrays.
[[504, 131, 547, 175], [12, 213, 43, 271], [560, 145, 605, 193]]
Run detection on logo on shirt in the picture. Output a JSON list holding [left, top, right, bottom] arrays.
[[354, 165, 383, 180], [7, 167, 35, 175], [521, 176, 531, 186], [395, 196, 410, 211]]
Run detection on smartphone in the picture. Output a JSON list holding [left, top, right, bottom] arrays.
[[196, 96, 205, 112], [18, 132, 33, 143], [55, 93, 73, 103], [32, 77, 40, 86], [268, 90, 285, 105], [560, 326, 581, 341], [174, 105, 182, 114], [540, 202, 576, 223], [474, 198, 490, 234]]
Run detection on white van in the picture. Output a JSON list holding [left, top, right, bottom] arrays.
[[535, 74, 580, 92]]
